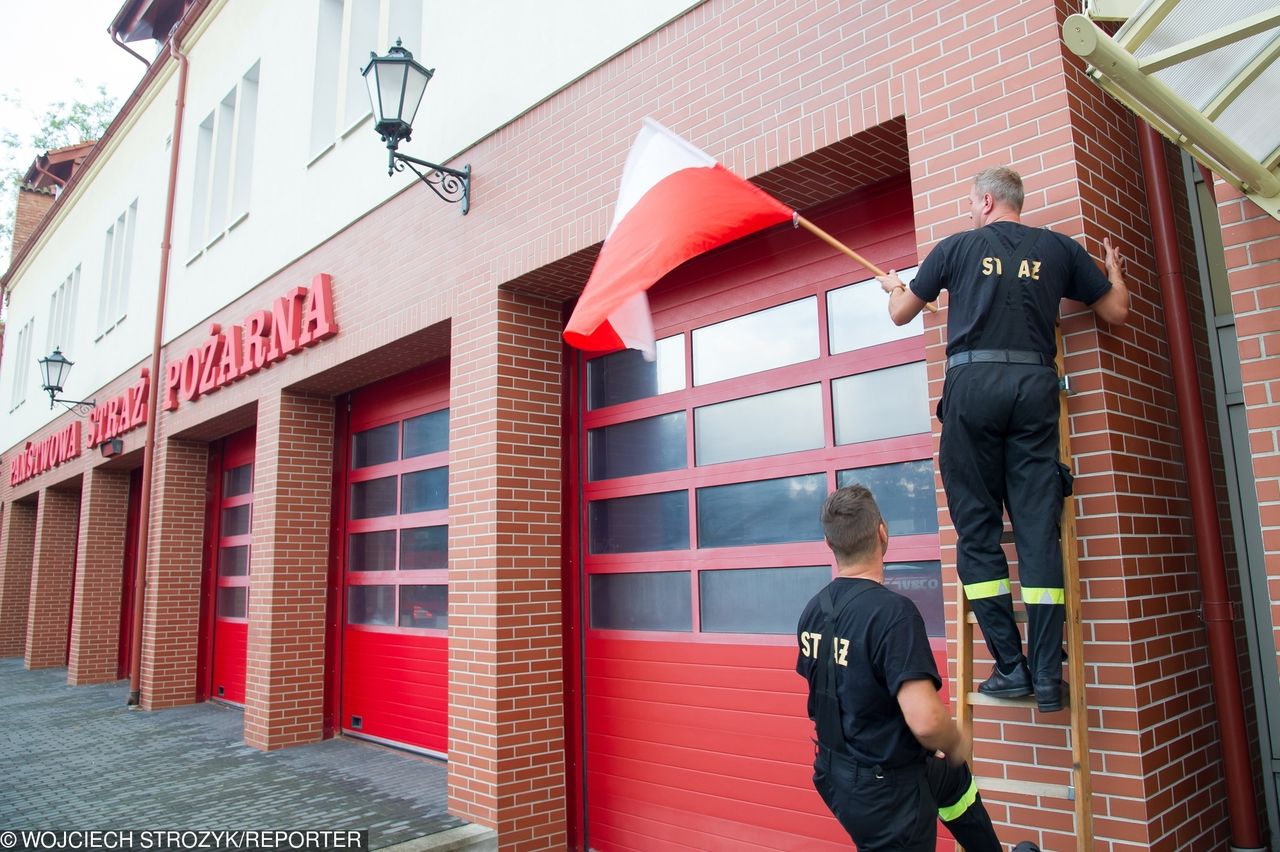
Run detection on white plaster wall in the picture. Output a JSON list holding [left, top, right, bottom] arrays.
[[1, 0, 700, 452], [169, 0, 700, 342], [0, 74, 178, 450]]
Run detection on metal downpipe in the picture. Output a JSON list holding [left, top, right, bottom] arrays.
[[1137, 121, 1264, 851], [127, 37, 188, 706]]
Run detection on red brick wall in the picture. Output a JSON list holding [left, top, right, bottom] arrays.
[[26, 487, 81, 669], [10, 185, 55, 260], [243, 390, 334, 750], [1214, 180, 1280, 693], [141, 438, 208, 710], [68, 468, 131, 685], [0, 500, 37, 656], [448, 289, 566, 850]]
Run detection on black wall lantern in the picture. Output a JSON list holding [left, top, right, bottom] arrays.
[[363, 39, 471, 214], [38, 348, 95, 416]]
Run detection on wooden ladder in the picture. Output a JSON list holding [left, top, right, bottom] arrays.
[[954, 342, 1093, 851]]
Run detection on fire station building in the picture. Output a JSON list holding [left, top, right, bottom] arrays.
[[2, 0, 1279, 849]]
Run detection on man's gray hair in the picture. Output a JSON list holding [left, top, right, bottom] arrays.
[[973, 167, 1024, 212]]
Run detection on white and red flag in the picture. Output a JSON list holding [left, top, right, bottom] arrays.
[[563, 119, 794, 358]]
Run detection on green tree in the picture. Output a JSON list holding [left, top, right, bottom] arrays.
[[1, 82, 119, 273]]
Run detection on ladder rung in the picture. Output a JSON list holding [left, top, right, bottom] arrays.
[[966, 691, 1038, 708], [976, 775, 1075, 801], [966, 610, 1028, 623]]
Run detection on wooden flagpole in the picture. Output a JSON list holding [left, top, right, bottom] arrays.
[[795, 215, 938, 313]]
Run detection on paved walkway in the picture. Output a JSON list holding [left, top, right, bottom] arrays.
[[0, 659, 463, 848]]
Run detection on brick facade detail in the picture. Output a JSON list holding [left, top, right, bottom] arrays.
[[448, 290, 566, 850], [26, 487, 81, 669], [1215, 181, 1280, 690], [68, 469, 131, 685], [0, 500, 37, 656], [140, 438, 208, 710], [243, 391, 334, 751]]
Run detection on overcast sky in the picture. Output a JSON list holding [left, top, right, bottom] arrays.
[[0, 0, 149, 273], [0, 0, 148, 150]]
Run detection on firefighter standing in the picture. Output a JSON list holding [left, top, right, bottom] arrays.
[[876, 167, 1129, 711], [796, 485, 1040, 851]]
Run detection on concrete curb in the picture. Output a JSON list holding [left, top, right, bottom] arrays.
[[378, 824, 498, 852]]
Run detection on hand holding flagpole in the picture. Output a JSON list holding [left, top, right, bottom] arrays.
[[792, 215, 938, 313]]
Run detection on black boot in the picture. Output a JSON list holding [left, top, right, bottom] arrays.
[[1033, 677, 1068, 712], [1011, 843, 1042, 852], [978, 661, 1032, 698]]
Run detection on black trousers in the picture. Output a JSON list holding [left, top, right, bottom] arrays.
[[939, 363, 1065, 682], [812, 748, 1001, 851]]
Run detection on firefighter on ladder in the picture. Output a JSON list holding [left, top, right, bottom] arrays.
[[877, 166, 1130, 712]]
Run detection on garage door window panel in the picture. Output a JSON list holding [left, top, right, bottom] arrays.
[[828, 268, 922, 354], [590, 570, 692, 631], [832, 361, 931, 445], [696, 473, 826, 548], [699, 565, 831, 634], [400, 525, 447, 571], [217, 586, 248, 619], [588, 411, 687, 481], [352, 421, 399, 468], [589, 490, 690, 554], [401, 466, 448, 514], [348, 584, 395, 626], [348, 530, 397, 572], [350, 476, 398, 519], [587, 335, 686, 410], [838, 460, 938, 535], [403, 409, 448, 459], [399, 585, 447, 629], [885, 561, 944, 637], [694, 384, 824, 466], [218, 544, 250, 577], [692, 297, 818, 386]]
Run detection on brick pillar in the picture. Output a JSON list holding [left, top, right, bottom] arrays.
[[25, 488, 81, 669], [243, 390, 334, 751], [68, 468, 131, 684], [141, 438, 208, 710], [1214, 181, 1280, 685], [449, 290, 566, 850], [0, 500, 38, 656]]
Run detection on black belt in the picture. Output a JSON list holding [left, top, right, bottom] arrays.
[[946, 349, 1051, 369], [818, 746, 926, 780]]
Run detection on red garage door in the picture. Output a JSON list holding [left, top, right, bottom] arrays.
[[209, 428, 255, 705], [575, 176, 948, 850], [339, 363, 450, 755]]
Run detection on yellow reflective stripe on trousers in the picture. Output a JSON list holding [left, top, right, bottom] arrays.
[[1021, 587, 1065, 605], [938, 776, 979, 822], [962, 578, 1010, 600]]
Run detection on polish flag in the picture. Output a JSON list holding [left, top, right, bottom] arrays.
[[563, 119, 794, 358]]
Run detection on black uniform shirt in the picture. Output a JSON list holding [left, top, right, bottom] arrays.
[[909, 221, 1113, 358], [795, 577, 941, 768]]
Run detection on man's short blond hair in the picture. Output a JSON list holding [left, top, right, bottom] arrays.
[[973, 167, 1024, 213]]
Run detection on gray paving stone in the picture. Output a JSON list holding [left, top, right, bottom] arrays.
[[0, 659, 464, 848]]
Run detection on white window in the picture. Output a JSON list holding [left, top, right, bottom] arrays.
[[188, 62, 260, 255], [99, 200, 137, 337], [47, 266, 81, 353], [9, 318, 35, 411], [309, 0, 422, 160]]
